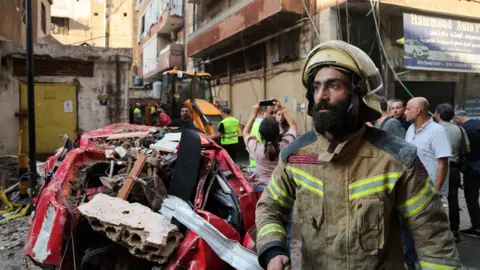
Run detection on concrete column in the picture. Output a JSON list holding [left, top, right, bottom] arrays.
[[318, 7, 338, 43]]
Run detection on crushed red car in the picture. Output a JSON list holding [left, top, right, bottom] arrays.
[[24, 124, 259, 269]]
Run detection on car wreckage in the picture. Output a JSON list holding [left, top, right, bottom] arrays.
[[24, 124, 261, 270]]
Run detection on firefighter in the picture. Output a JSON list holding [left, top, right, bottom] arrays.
[[255, 40, 460, 270]]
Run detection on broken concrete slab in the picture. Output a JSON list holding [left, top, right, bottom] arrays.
[[78, 194, 182, 264]]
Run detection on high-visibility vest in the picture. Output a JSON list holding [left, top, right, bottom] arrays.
[[219, 116, 239, 145], [249, 118, 263, 168], [134, 108, 142, 120]]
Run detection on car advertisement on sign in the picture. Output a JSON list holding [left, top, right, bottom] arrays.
[[403, 13, 480, 73]]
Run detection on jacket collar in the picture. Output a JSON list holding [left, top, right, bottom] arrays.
[[316, 126, 367, 162]]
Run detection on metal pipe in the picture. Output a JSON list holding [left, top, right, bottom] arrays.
[[26, 0, 38, 196]]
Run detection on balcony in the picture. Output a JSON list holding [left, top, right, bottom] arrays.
[[138, 0, 184, 45], [187, 0, 303, 57], [141, 43, 184, 81]]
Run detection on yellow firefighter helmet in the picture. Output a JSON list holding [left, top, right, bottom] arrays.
[[301, 40, 383, 122]]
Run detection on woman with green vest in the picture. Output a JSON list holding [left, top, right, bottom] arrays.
[[216, 107, 240, 161]]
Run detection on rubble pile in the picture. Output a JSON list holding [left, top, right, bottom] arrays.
[[79, 194, 182, 264]]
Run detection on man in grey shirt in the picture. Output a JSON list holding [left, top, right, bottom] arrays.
[[376, 97, 406, 138], [435, 103, 470, 242]]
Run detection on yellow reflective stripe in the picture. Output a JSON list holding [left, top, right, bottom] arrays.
[[349, 172, 402, 189], [286, 166, 324, 197], [271, 176, 294, 202], [258, 223, 286, 238], [348, 172, 402, 200], [349, 183, 396, 200], [288, 167, 324, 187], [419, 260, 459, 270], [267, 185, 291, 208], [399, 178, 436, 218]]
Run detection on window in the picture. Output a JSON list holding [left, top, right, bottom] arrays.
[[124, 13, 127, 17], [41, 3, 46, 34], [141, 15, 146, 35], [94, 12, 99, 16], [271, 30, 300, 64], [51, 17, 69, 35]]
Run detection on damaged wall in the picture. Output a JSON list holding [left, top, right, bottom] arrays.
[[0, 41, 132, 155]]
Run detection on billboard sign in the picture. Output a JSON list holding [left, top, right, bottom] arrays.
[[403, 13, 480, 73]]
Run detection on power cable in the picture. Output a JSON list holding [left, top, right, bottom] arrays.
[[302, 0, 320, 42], [369, 0, 414, 99], [345, 0, 350, 43], [336, 0, 343, 40]]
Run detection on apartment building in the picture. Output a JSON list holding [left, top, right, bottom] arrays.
[[0, 0, 53, 43], [50, 0, 136, 48], [136, 0, 184, 81]]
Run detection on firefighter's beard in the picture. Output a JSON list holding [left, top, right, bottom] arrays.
[[313, 99, 359, 139]]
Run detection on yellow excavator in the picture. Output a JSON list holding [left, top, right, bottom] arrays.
[[159, 69, 223, 135]]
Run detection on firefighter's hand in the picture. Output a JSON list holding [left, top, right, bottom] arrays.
[[267, 255, 291, 270]]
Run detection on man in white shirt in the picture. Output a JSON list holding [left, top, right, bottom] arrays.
[[405, 97, 452, 196]]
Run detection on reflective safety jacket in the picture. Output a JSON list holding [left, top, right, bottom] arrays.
[[256, 126, 460, 270], [219, 116, 240, 145], [249, 118, 263, 169]]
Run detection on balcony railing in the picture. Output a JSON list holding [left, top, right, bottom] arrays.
[[189, 0, 254, 40]]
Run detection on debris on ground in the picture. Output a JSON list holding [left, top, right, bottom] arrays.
[[0, 216, 29, 270], [78, 193, 183, 264]]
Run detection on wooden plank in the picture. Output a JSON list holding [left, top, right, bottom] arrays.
[[117, 154, 147, 200]]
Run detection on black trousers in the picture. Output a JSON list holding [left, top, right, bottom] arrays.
[[222, 143, 238, 162], [448, 162, 461, 231], [463, 165, 480, 229]]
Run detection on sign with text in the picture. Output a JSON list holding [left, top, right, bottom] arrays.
[[403, 13, 480, 73]]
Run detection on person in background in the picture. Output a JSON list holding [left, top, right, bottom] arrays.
[[157, 107, 171, 127], [453, 110, 480, 238], [405, 98, 451, 195], [243, 101, 297, 192], [133, 103, 143, 124], [376, 97, 406, 138], [168, 106, 196, 130], [387, 99, 395, 117], [434, 104, 470, 242], [211, 108, 240, 161], [275, 106, 290, 138], [249, 102, 277, 173], [391, 99, 411, 130]]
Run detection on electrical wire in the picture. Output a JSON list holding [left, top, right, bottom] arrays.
[[345, 0, 350, 43], [302, 0, 320, 42], [336, 0, 343, 40], [369, 0, 434, 115], [368, 0, 414, 99]]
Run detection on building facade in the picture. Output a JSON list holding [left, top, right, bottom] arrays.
[[136, 0, 184, 82], [182, 0, 480, 130], [0, 0, 53, 43], [50, 0, 136, 48], [0, 40, 132, 155]]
